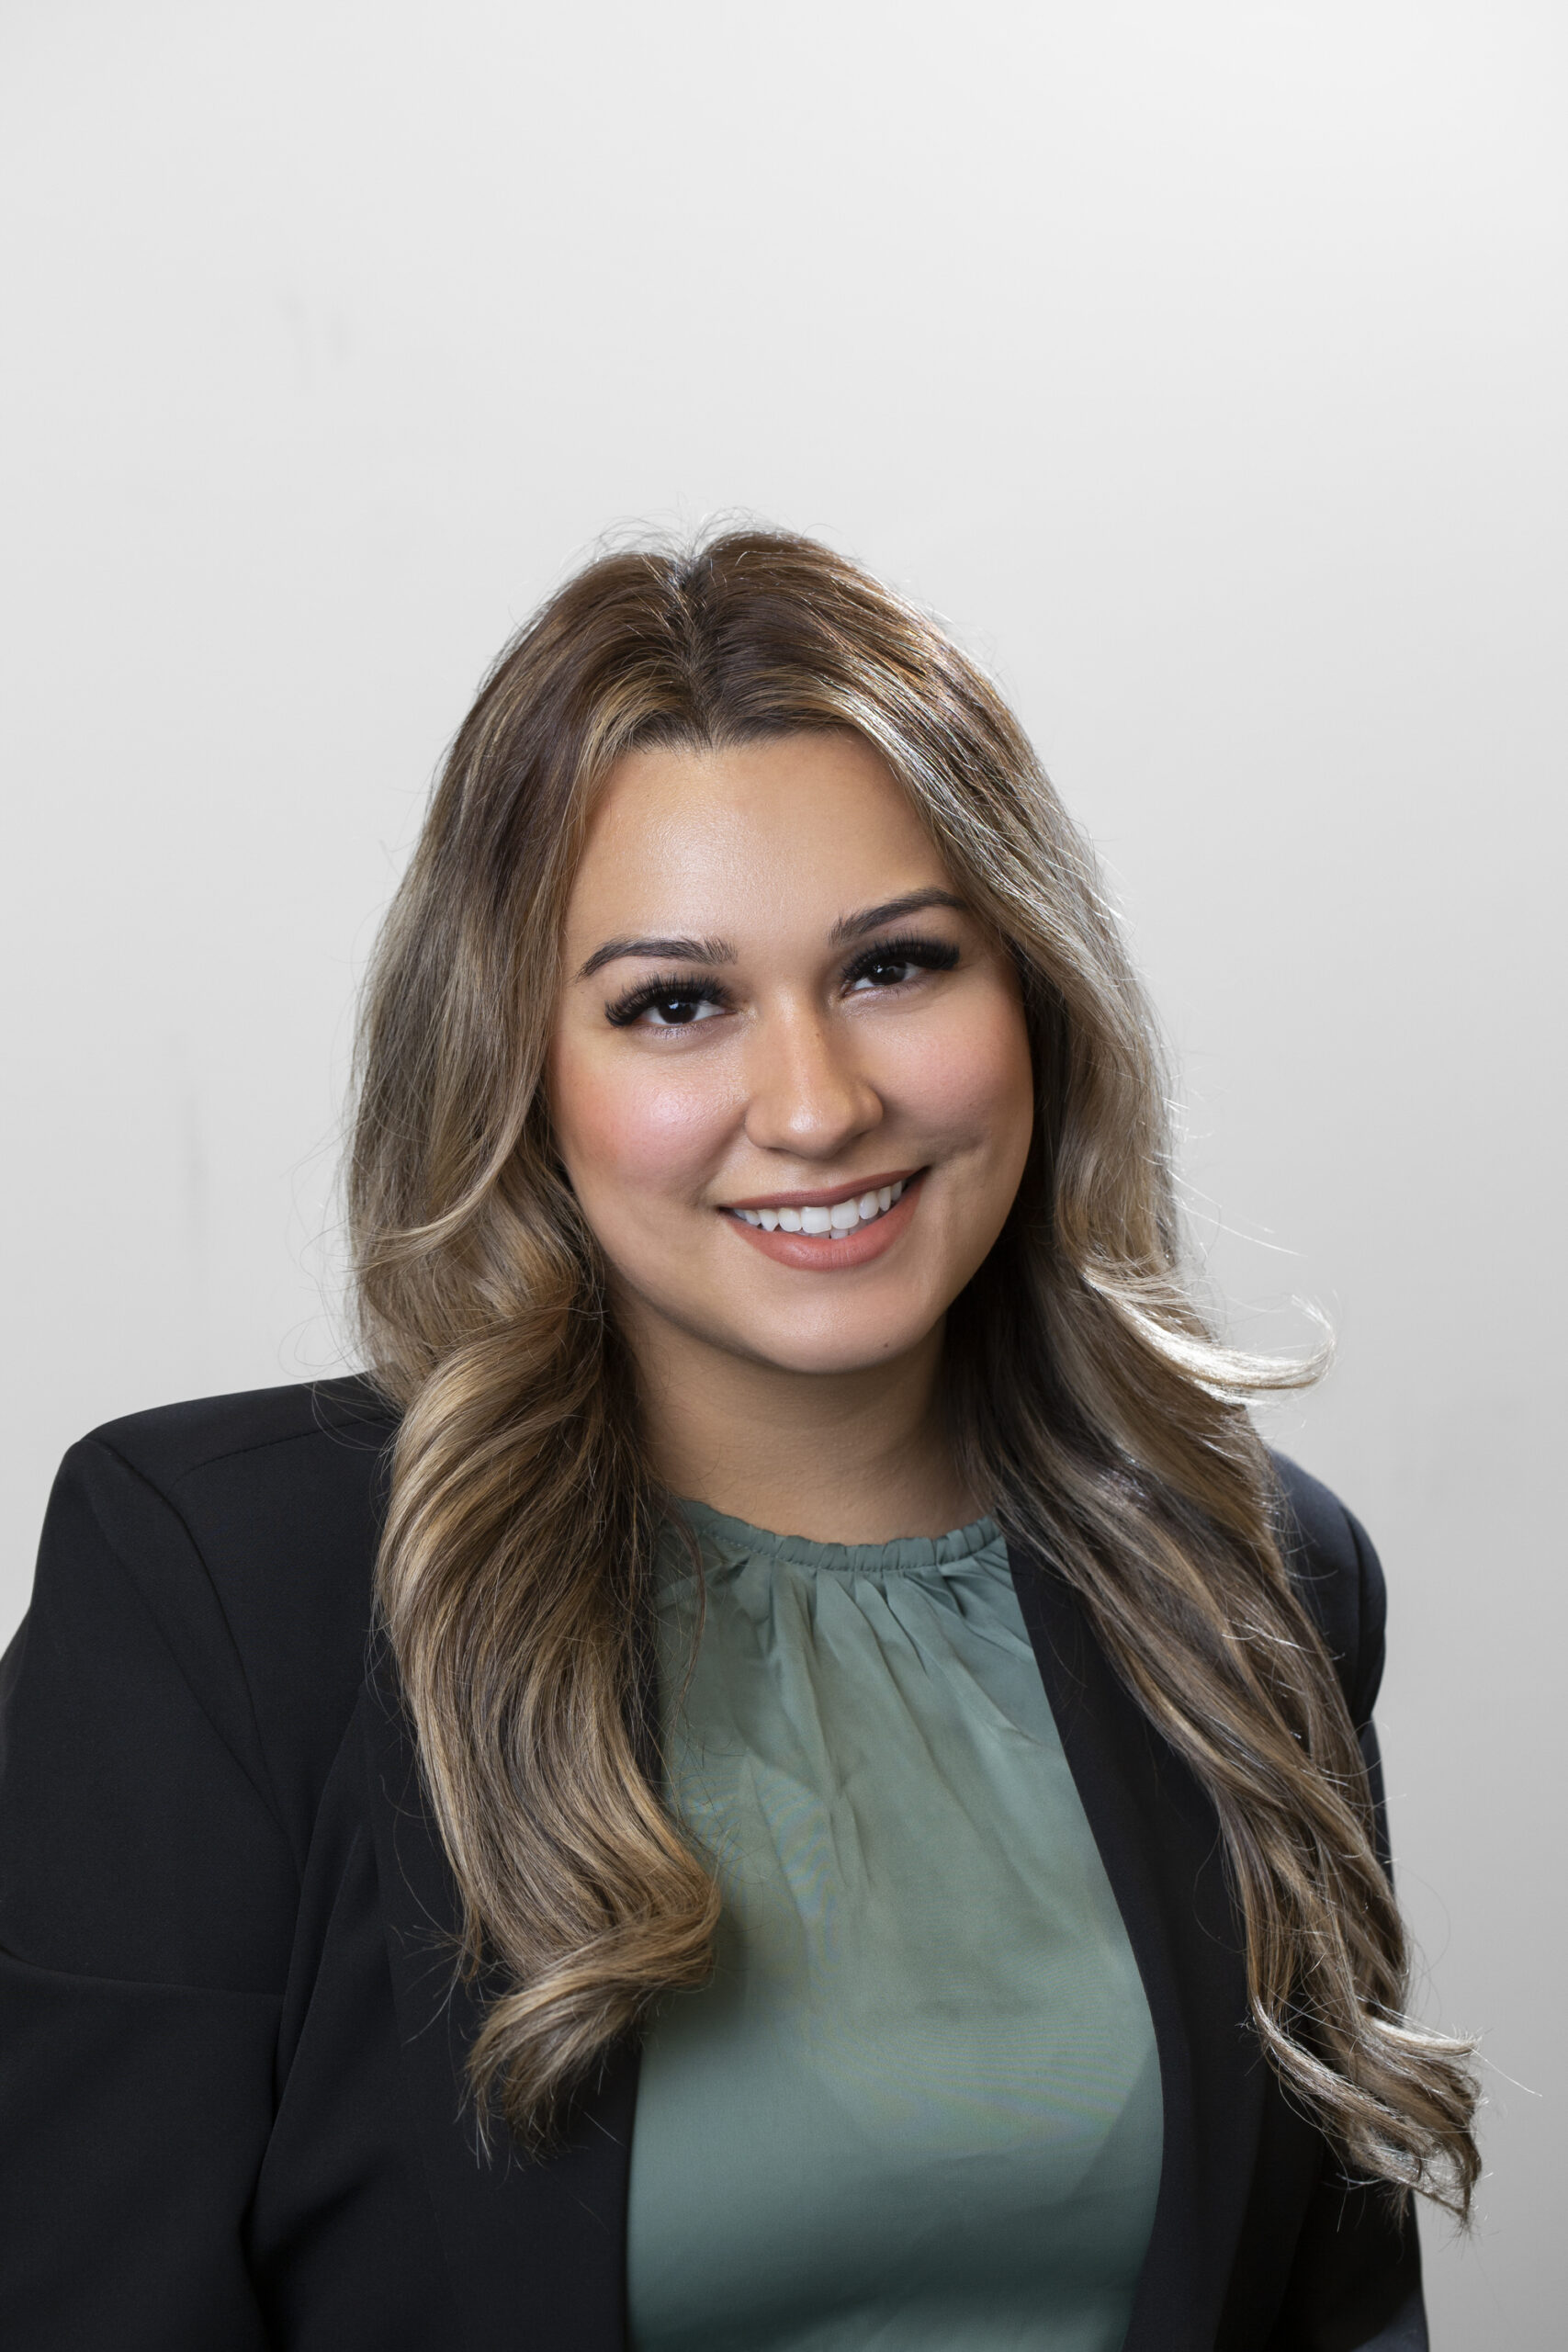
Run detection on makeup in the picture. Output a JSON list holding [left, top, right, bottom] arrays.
[[720, 1170, 925, 1272]]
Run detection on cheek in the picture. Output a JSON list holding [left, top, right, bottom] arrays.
[[889, 989, 1034, 1169], [549, 1035, 740, 1202]]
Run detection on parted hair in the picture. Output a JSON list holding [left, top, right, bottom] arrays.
[[349, 526, 1479, 2211]]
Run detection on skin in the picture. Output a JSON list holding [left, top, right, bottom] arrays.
[[547, 730, 1035, 1543]]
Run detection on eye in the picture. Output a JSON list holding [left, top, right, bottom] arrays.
[[842, 933, 962, 995], [636, 993, 724, 1028], [850, 956, 920, 990], [605, 975, 730, 1030]]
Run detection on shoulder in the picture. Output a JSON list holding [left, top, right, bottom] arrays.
[[76, 1367, 401, 1690], [78, 1373, 399, 1570], [83, 1371, 400, 1497], [30, 1376, 402, 1865], [1268, 1450, 1388, 1727], [73, 1373, 400, 1674], [3, 1377, 402, 1983]]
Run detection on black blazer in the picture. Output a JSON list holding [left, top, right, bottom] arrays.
[[0, 1377, 1426, 2351]]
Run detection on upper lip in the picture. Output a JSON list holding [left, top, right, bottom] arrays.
[[720, 1167, 923, 1213]]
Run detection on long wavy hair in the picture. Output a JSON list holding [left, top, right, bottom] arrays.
[[350, 526, 1478, 2211]]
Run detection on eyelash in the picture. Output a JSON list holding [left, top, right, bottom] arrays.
[[604, 972, 730, 1028], [604, 933, 961, 1030], [841, 932, 961, 989]]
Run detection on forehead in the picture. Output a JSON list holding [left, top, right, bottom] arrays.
[[564, 733, 951, 944]]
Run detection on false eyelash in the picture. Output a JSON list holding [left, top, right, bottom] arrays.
[[604, 971, 731, 1027], [840, 932, 962, 986]]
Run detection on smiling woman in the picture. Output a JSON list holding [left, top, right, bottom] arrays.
[[547, 733, 1033, 1497], [0, 530, 1478, 2352]]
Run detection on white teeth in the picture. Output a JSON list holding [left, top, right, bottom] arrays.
[[733, 1176, 914, 1238]]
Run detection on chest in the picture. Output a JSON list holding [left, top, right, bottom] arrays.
[[625, 1532, 1164, 2351], [307, 1540, 1343, 2351]]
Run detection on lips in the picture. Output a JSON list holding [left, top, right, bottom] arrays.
[[728, 1175, 908, 1238], [719, 1169, 925, 1271]]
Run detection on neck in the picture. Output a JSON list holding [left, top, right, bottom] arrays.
[[624, 1313, 976, 1544]]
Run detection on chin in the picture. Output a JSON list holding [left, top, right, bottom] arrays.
[[722, 1304, 943, 1381]]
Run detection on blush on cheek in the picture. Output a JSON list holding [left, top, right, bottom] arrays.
[[885, 992, 1033, 1155], [553, 1050, 737, 1202]]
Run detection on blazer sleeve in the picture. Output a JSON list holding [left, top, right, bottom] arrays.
[[0, 1439, 299, 2351], [1262, 1477, 1427, 2352]]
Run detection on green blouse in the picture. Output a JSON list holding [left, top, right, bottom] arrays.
[[626, 1505, 1163, 2352]]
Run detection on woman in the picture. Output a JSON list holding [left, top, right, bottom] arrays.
[[0, 530, 1477, 2350]]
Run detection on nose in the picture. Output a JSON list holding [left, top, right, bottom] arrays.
[[741, 1002, 884, 1161]]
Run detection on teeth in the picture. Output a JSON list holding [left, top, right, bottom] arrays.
[[733, 1177, 909, 1238]]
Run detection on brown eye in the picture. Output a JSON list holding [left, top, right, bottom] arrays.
[[605, 977, 730, 1029], [842, 934, 961, 996], [642, 995, 714, 1026]]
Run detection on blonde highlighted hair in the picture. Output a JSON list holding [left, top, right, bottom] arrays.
[[350, 527, 1478, 2210]]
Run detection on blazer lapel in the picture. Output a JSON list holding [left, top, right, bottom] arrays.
[[360, 1540, 1276, 2351], [1009, 1540, 1268, 2352], [362, 1655, 636, 2352]]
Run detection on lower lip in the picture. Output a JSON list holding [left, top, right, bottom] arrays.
[[721, 1173, 925, 1272]]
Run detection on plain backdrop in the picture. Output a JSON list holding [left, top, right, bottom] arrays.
[[3, 2, 1563, 2339]]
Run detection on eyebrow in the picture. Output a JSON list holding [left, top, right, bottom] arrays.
[[576, 933, 738, 980], [575, 889, 970, 982], [829, 888, 969, 944]]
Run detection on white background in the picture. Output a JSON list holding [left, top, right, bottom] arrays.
[[3, 3, 1562, 2337]]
